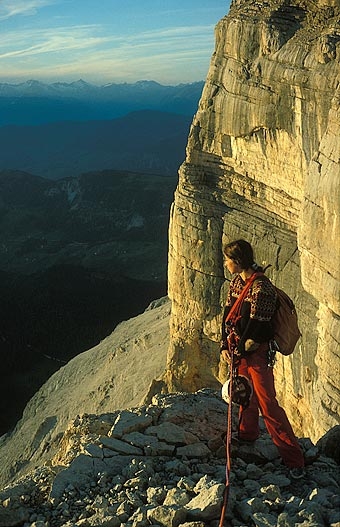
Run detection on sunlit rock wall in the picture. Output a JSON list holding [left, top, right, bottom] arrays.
[[164, 0, 340, 442]]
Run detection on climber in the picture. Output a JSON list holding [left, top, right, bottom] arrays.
[[220, 239, 305, 479]]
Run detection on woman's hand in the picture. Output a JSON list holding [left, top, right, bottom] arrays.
[[220, 340, 241, 365], [221, 348, 231, 363], [220, 340, 231, 362], [244, 339, 260, 352]]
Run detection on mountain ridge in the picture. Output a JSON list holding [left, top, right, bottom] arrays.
[[0, 80, 204, 126], [0, 79, 204, 98]]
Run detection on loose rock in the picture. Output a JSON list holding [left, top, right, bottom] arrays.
[[0, 390, 338, 527]]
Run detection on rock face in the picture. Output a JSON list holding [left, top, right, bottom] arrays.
[[165, 0, 340, 442]]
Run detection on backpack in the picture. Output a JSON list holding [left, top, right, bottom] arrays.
[[271, 286, 301, 355]]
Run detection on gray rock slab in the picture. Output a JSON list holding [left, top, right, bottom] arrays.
[[185, 483, 225, 520], [122, 430, 159, 448], [146, 421, 199, 444], [177, 442, 211, 458], [99, 435, 143, 455], [84, 443, 104, 458], [109, 410, 154, 438], [163, 487, 191, 506], [148, 440, 175, 456], [252, 512, 281, 527], [147, 504, 187, 527]]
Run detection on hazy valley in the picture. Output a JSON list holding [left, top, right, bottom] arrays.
[[0, 167, 177, 434], [0, 110, 192, 180], [0, 81, 199, 434]]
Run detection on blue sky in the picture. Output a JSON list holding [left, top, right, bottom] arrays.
[[0, 0, 230, 85]]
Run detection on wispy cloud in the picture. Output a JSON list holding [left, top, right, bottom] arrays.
[[0, 22, 216, 83], [0, 0, 226, 83], [1, 23, 214, 59], [0, 26, 113, 59], [0, 0, 55, 20]]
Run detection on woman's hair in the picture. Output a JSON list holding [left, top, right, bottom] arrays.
[[224, 239, 264, 271]]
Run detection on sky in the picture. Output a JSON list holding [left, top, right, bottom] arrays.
[[0, 0, 231, 86]]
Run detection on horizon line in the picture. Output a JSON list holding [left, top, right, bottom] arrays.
[[0, 77, 206, 87]]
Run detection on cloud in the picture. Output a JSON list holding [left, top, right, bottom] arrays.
[[0, 22, 216, 84], [0, 0, 55, 20], [0, 26, 113, 59], [1, 23, 214, 59]]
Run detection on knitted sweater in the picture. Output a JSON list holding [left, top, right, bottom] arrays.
[[222, 274, 277, 354]]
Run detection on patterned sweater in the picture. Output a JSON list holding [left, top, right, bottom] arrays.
[[222, 274, 277, 354]]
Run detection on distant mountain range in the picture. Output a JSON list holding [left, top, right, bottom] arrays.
[[0, 110, 191, 179], [0, 79, 204, 126]]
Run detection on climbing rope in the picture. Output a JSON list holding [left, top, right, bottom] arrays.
[[218, 346, 236, 527]]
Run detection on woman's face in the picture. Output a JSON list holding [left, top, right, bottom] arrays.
[[224, 255, 242, 275]]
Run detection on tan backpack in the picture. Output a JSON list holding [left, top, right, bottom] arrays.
[[271, 286, 301, 355]]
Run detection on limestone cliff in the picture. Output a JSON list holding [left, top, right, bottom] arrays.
[[164, 0, 340, 442]]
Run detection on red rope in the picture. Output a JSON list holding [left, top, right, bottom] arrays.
[[218, 345, 236, 527]]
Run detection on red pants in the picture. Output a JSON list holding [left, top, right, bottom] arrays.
[[237, 346, 305, 468]]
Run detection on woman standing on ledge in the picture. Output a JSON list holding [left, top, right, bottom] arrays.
[[220, 239, 305, 479]]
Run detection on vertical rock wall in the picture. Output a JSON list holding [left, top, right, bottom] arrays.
[[164, 0, 340, 442]]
